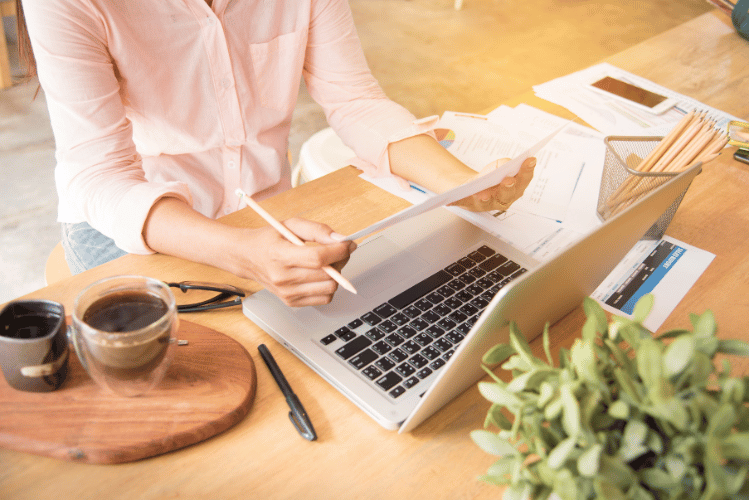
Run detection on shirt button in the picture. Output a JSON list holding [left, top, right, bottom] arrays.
[[227, 160, 236, 169], [224, 206, 232, 214], [221, 77, 231, 89], [207, 17, 216, 26]]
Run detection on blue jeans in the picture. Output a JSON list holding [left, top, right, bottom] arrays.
[[61, 222, 127, 275]]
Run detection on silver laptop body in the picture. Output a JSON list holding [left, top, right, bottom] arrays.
[[243, 162, 701, 432]]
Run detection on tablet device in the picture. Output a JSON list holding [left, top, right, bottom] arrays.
[[586, 75, 677, 115]]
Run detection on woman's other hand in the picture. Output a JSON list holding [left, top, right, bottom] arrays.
[[449, 157, 536, 212]]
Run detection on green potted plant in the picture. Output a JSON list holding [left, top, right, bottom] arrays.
[[471, 294, 748, 500]]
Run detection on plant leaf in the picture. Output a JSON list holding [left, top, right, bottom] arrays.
[[560, 384, 581, 438], [483, 344, 516, 366], [577, 444, 602, 477], [632, 294, 655, 323], [716, 339, 750, 357], [693, 310, 717, 338], [478, 382, 524, 410], [547, 436, 576, 469], [636, 339, 665, 401], [582, 296, 608, 334], [470, 430, 518, 457], [593, 477, 627, 500], [543, 323, 553, 366], [608, 400, 629, 419], [663, 334, 695, 378], [570, 339, 599, 384]]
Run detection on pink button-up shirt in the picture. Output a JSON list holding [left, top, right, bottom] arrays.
[[23, 0, 436, 253]]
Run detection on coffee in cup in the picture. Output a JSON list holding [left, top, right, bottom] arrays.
[[70, 276, 178, 397]]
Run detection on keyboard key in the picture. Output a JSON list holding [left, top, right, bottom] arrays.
[[403, 376, 420, 389], [434, 338, 453, 352], [414, 298, 433, 312], [362, 365, 382, 380], [377, 320, 398, 333], [376, 372, 403, 391], [396, 362, 416, 377], [410, 318, 430, 331], [437, 285, 455, 297], [447, 279, 465, 291], [479, 254, 508, 272], [390, 313, 410, 326], [426, 291, 444, 304], [449, 311, 468, 324], [458, 274, 476, 285], [460, 304, 479, 316], [429, 358, 446, 370], [416, 367, 433, 379], [388, 269, 453, 309], [444, 297, 462, 309], [335, 335, 372, 360], [398, 326, 418, 339], [458, 256, 476, 269], [389, 349, 409, 363], [468, 250, 488, 262], [340, 330, 356, 342], [426, 325, 445, 338], [385, 333, 405, 347], [408, 354, 429, 369], [365, 328, 385, 341], [446, 331, 465, 345], [347, 318, 364, 329], [437, 318, 456, 331], [443, 349, 455, 361], [389, 385, 407, 399], [454, 290, 473, 302], [375, 357, 396, 371], [335, 326, 353, 339], [421, 310, 441, 324], [468, 267, 486, 279], [476, 245, 496, 257], [422, 346, 441, 360], [471, 297, 490, 309], [374, 303, 397, 318], [445, 263, 465, 276], [433, 303, 452, 317], [320, 334, 337, 346], [414, 333, 433, 347], [403, 305, 422, 318], [402, 340, 421, 355], [372, 340, 392, 356], [467, 284, 484, 296], [349, 349, 379, 369], [496, 260, 520, 277], [361, 312, 382, 326]]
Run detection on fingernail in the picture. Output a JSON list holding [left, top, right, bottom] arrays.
[[528, 158, 537, 169], [504, 180, 515, 188], [331, 232, 346, 241], [480, 196, 491, 202], [349, 241, 358, 252]]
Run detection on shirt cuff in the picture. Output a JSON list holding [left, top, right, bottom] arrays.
[[348, 115, 439, 181], [111, 182, 193, 255]]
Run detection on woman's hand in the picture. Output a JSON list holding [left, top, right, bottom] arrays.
[[228, 218, 357, 307], [449, 157, 536, 212], [143, 198, 357, 308]]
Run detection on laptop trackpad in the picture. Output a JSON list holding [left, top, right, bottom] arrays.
[[313, 235, 426, 317]]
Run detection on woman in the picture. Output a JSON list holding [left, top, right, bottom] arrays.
[[17, 0, 535, 307]]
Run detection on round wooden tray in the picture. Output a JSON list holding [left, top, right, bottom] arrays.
[[0, 320, 256, 464]]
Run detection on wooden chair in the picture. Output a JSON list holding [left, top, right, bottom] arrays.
[[1, 0, 16, 89]]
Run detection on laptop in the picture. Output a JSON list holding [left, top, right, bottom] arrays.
[[242, 162, 701, 433]]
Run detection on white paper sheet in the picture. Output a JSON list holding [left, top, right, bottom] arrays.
[[342, 124, 566, 241]]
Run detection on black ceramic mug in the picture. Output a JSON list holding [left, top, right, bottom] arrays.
[[0, 300, 69, 392]]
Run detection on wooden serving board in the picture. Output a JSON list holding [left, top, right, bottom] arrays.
[[0, 320, 256, 464]]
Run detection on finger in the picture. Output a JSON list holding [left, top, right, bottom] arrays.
[[283, 217, 342, 245]]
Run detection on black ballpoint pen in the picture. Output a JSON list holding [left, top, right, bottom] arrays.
[[257, 344, 317, 441]]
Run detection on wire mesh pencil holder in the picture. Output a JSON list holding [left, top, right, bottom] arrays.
[[597, 136, 689, 240]]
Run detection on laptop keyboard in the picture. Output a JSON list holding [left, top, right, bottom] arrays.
[[319, 245, 526, 400]]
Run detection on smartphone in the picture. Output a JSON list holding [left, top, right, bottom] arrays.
[[586, 75, 677, 115]]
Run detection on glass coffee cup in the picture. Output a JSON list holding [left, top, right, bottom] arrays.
[[69, 276, 178, 397]]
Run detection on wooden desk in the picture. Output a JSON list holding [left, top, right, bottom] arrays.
[[1, 10, 747, 500]]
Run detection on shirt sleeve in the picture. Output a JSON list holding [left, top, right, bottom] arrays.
[[22, 1, 192, 254], [302, 0, 438, 178]]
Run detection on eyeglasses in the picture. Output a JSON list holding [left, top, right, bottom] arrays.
[[167, 281, 246, 313]]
